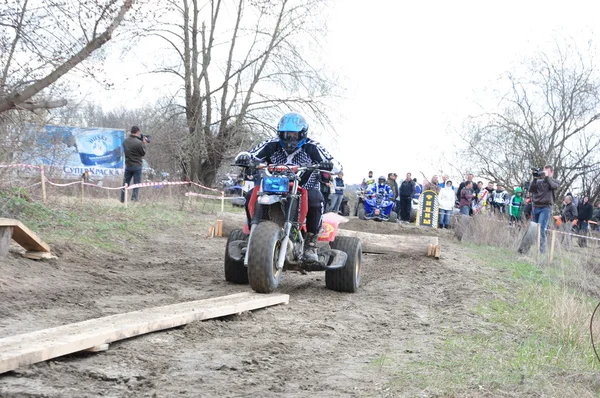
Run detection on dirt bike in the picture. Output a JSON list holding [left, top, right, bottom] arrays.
[[224, 163, 362, 294], [357, 191, 397, 222]]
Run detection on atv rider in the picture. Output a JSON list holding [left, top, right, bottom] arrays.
[[369, 176, 395, 214], [235, 112, 341, 263]]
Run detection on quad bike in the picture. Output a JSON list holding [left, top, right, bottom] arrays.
[[357, 192, 397, 222], [224, 163, 362, 294]]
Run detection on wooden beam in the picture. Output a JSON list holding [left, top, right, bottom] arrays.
[[0, 292, 289, 374], [0, 218, 50, 253], [336, 229, 439, 256]]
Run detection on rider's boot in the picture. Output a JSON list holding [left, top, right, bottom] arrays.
[[303, 232, 319, 263]]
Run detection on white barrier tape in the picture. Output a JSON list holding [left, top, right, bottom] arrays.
[[185, 192, 231, 200], [0, 164, 40, 169], [553, 229, 600, 242], [82, 182, 126, 190], [45, 180, 81, 187], [126, 180, 223, 194]]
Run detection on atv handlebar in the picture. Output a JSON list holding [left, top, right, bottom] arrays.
[[233, 162, 327, 177]]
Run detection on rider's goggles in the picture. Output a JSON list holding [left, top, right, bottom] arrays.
[[280, 131, 300, 140]]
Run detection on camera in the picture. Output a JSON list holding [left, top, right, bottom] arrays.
[[532, 167, 544, 178], [141, 134, 151, 144]]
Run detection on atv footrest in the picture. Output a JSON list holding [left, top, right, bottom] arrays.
[[227, 240, 247, 262], [302, 248, 347, 271]]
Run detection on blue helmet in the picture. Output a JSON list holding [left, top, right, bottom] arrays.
[[277, 112, 308, 154]]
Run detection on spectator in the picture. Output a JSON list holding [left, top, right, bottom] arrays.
[[328, 172, 346, 213], [456, 173, 475, 201], [399, 173, 416, 223], [361, 171, 375, 190], [529, 165, 560, 253], [120, 126, 148, 203], [413, 178, 422, 200], [320, 171, 333, 210], [439, 179, 455, 228], [561, 195, 578, 251], [484, 182, 495, 211], [459, 181, 475, 215], [424, 175, 441, 194], [523, 191, 533, 220], [577, 196, 593, 247], [508, 187, 524, 225], [491, 184, 510, 214], [592, 202, 600, 231], [473, 181, 488, 214], [440, 175, 453, 190], [386, 172, 399, 203]]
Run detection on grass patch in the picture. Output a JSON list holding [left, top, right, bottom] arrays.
[[389, 245, 600, 397], [0, 191, 213, 253]]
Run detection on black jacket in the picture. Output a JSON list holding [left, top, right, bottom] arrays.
[[562, 202, 578, 222], [529, 176, 560, 207], [123, 135, 146, 168], [399, 180, 415, 198], [577, 201, 593, 221]]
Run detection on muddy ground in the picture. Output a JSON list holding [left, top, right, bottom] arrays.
[[0, 215, 495, 397]]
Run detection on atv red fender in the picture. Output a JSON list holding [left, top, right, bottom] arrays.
[[318, 212, 349, 242]]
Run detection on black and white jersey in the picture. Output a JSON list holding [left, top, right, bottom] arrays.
[[248, 138, 341, 189]]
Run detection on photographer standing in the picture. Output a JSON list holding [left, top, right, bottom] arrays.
[[120, 126, 148, 203], [528, 165, 560, 253]]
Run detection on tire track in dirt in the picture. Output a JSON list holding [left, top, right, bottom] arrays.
[[0, 223, 491, 397]]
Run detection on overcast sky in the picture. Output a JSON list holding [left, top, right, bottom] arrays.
[[88, 0, 600, 185]]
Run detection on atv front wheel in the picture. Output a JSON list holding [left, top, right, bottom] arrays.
[[340, 201, 350, 217], [224, 229, 249, 284], [326, 236, 362, 293], [247, 221, 284, 293], [389, 212, 398, 223]]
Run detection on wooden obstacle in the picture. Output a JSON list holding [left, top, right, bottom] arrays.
[[0, 292, 289, 374], [0, 218, 52, 259], [336, 229, 440, 258]]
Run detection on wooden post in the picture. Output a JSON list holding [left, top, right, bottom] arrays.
[[40, 165, 47, 205], [80, 178, 84, 205], [169, 184, 172, 200], [124, 184, 128, 208], [216, 220, 223, 237], [536, 223, 541, 261], [549, 229, 556, 262], [221, 192, 225, 213], [0, 226, 13, 257]]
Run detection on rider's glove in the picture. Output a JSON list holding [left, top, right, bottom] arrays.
[[318, 161, 334, 171], [235, 151, 252, 166]]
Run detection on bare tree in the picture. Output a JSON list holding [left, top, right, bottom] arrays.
[[149, 0, 337, 185], [462, 41, 600, 200], [0, 0, 136, 114]]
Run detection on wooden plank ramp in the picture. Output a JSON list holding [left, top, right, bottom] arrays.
[[0, 218, 51, 254], [0, 292, 289, 374]]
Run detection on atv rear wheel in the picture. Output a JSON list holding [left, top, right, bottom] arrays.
[[326, 236, 362, 293], [357, 203, 366, 220], [224, 229, 249, 284], [340, 201, 350, 217], [247, 221, 284, 293]]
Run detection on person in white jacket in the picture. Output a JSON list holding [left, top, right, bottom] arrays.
[[438, 180, 456, 229]]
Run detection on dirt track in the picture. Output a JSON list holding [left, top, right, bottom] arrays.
[[0, 216, 492, 397]]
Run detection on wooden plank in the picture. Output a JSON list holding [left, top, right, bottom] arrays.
[[434, 245, 441, 259], [0, 226, 12, 257], [0, 218, 50, 253], [0, 292, 288, 374], [85, 343, 109, 352], [23, 251, 57, 260], [216, 219, 223, 237]]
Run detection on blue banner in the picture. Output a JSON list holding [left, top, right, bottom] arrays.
[[23, 125, 125, 177]]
